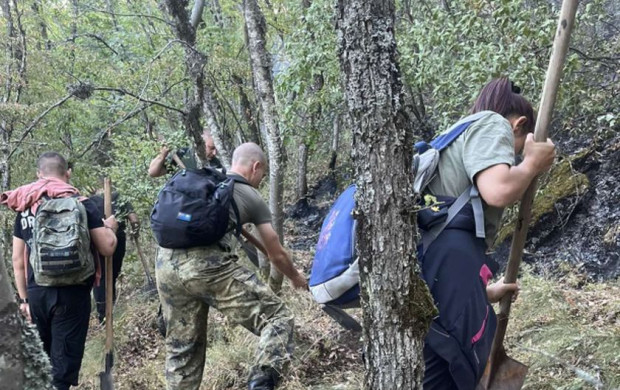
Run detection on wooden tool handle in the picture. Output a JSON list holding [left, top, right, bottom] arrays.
[[241, 228, 268, 257], [171, 153, 187, 170], [103, 178, 114, 352], [491, 0, 578, 367]]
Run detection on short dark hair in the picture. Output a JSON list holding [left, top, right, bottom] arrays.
[[37, 152, 69, 176], [470, 77, 536, 134]]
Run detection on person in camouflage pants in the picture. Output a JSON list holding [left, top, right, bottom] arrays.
[[155, 143, 308, 390]]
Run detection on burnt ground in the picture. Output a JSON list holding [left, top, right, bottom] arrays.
[[492, 130, 620, 281], [286, 130, 620, 282], [285, 175, 338, 252]]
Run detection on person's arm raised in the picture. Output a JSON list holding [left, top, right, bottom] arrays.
[[256, 222, 308, 290], [476, 134, 555, 208], [148, 146, 170, 177]]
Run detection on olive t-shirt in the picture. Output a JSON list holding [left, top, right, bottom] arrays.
[[219, 177, 272, 250], [427, 111, 515, 246]]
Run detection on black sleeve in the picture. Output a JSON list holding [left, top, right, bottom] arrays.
[[89, 194, 104, 215], [82, 198, 104, 230], [13, 212, 23, 239]]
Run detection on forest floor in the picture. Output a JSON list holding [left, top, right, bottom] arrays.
[[78, 229, 619, 389], [78, 166, 619, 389]]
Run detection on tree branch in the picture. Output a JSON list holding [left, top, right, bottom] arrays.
[[8, 94, 73, 159], [71, 33, 118, 55], [77, 104, 151, 159], [77, 78, 186, 158], [569, 47, 619, 64], [82, 5, 172, 25], [94, 87, 187, 115]]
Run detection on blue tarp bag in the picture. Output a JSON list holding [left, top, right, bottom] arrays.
[[309, 184, 358, 305]]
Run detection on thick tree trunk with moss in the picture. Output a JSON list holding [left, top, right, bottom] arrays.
[[0, 252, 53, 389], [336, 1, 436, 388], [243, 0, 285, 291], [0, 252, 22, 389]]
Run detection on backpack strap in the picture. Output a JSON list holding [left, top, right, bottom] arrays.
[[420, 185, 486, 256], [226, 173, 252, 237], [419, 111, 493, 255], [430, 111, 493, 151]]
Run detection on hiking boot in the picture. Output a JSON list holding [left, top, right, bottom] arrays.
[[248, 367, 280, 390]]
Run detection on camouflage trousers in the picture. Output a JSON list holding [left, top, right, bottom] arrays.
[[155, 246, 294, 390]]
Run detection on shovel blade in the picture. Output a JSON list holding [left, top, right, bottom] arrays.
[[99, 372, 114, 390], [477, 349, 528, 390]]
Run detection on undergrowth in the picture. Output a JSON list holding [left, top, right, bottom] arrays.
[[79, 243, 618, 389]]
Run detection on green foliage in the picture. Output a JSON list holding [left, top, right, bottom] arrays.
[[397, 0, 618, 133], [274, 0, 342, 155], [398, 0, 555, 130]]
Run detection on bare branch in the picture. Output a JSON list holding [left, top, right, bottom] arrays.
[[77, 104, 151, 159], [569, 47, 619, 64], [8, 94, 73, 159], [94, 87, 187, 115], [71, 33, 118, 55], [82, 5, 172, 25], [77, 78, 187, 158]]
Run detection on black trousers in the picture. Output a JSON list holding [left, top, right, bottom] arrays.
[[28, 286, 91, 390], [424, 344, 458, 389], [93, 236, 126, 320]]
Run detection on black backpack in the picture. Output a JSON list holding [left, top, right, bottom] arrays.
[[150, 168, 244, 249]]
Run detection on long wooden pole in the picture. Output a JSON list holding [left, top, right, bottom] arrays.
[[104, 178, 113, 349], [486, 0, 579, 384], [102, 177, 115, 389]]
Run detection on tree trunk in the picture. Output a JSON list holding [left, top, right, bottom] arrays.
[[328, 114, 339, 172], [30, 2, 50, 50], [232, 74, 260, 146], [0, 251, 23, 389], [162, 0, 232, 167], [210, 0, 225, 28], [336, 1, 436, 389], [0, 249, 54, 389], [296, 143, 308, 200], [243, 0, 285, 291], [203, 87, 232, 168]]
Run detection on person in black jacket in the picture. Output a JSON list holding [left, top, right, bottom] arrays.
[[420, 78, 555, 389]]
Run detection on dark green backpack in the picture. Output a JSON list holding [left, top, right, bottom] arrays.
[[30, 197, 94, 286]]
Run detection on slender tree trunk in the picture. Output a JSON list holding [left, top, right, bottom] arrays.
[[30, 2, 49, 50], [210, 0, 224, 28], [203, 86, 232, 168], [328, 114, 339, 172], [337, 1, 436, 388], [243, 0, 285, 291], [162, 0, 233, 166], [232, 74, 260, 145], [296, 143, 308, 200]]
